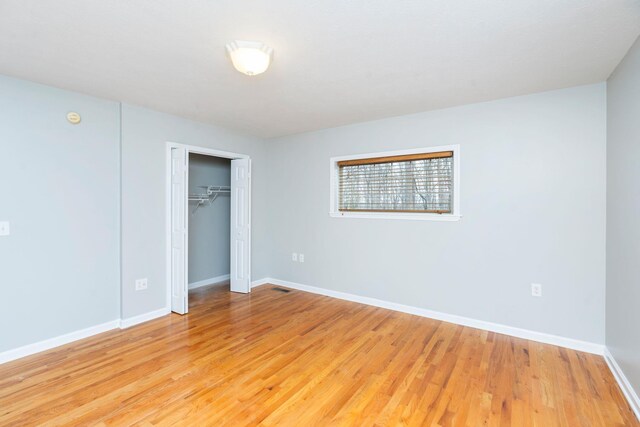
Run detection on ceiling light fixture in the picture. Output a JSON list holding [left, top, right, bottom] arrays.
[[225, 40, 273, 76]]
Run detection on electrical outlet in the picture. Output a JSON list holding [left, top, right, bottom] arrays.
[[291, 253, 298, 262], [531, 283, 542, 297], [0, 221, 10, 236], [135, 278, 148, 291], [299, 254, 305, 263]]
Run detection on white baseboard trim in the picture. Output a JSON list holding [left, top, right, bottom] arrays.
[[0, 319, 121, 365], [261, 278, 604, 355], [604, 348, 640, 421], [0, 306, 173, 365], [120, 307, 171, 329], [0, 279, 609, 381], [251, 278, 270, 288], [189, 274, 230, 290]]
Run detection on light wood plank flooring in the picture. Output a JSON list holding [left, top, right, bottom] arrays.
[[0, 284, 637, 426]]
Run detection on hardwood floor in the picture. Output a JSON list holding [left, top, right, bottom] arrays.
[[0, 284, 637, 426]]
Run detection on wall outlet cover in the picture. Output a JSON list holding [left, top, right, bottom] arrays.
[[135, 278, 148, 291], [292, 253, 298, 262], [299, 254, 305, 263], [531, 283, 542, 297], [0, 221, 10, 236]]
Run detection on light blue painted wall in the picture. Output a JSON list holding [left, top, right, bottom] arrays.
[[188, 154, 231, 284], [266, 84, 607, 344], [0, 73, 611, 356], [0, 74, 269, 353], [0, 75, 120, 352], [606, 36, 640, 396]]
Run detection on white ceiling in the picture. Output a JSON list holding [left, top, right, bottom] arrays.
[[0, 1, 639, 138]]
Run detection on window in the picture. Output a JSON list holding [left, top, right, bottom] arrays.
[[330, 145, 460, 221]]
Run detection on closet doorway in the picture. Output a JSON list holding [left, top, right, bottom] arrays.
[[166, 142, 251, 315]]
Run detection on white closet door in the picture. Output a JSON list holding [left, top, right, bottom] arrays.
[[171, 147, 189, 314], [230, 158, 251, 293]]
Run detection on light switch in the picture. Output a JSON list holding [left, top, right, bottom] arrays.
[[0, 222, 9, 236]]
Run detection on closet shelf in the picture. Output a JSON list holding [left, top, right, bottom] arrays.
[[189, 185, 230, 215]]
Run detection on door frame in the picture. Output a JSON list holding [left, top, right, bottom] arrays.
[[165, 141, 251, 312]]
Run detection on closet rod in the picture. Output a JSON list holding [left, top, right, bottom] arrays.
[[188, 185, 231, 215]]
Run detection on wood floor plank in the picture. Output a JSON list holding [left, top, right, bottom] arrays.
[[0, 284, 637, 426]]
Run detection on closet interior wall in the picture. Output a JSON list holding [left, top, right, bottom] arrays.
[[188, 153, 232, 287]]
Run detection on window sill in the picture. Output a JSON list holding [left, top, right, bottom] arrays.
[[329, 211, 462, 222]]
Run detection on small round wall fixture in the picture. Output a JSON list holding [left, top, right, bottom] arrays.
[[66, 112, 81, 124], [225, 40, 273, 76]]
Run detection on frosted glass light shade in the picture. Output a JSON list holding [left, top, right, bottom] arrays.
[[225, 40, 273, 76]]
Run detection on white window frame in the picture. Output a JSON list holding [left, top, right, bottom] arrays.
[[329, 144, 461, 221]]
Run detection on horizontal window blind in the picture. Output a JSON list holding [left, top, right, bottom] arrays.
[[338, 151, 453, 213]]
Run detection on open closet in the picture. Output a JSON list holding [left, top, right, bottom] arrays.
[[168, 143, 251, 315], [187, 154, 231, 292]]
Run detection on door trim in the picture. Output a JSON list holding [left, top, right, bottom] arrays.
[[165, 142, 251, 312]]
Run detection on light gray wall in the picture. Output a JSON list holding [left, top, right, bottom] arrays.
[[266, 83, 607, 344], [0, 73, 269, 353], [606, 37, 640, 395], [0, 75, 120, 352], [120, 104, 268, 320], [0, 72, 611, 356], [188, 154, 231, 284]]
